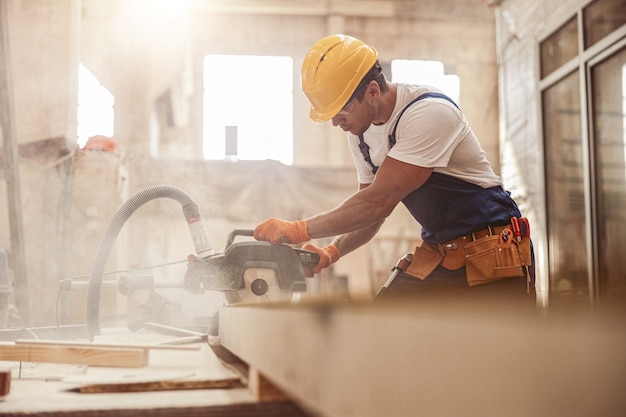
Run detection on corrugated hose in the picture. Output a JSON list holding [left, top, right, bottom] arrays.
[[85, 185, 213, 341]]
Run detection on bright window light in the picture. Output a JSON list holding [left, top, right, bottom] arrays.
[[203, 55, 293, 165], [391, 60, 460, 105], [77, 63, 115, 147]]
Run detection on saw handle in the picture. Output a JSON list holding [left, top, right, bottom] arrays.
[[225, 229, 254, 249], [225, 229, 320, 271], [294, 248, 321, 269]]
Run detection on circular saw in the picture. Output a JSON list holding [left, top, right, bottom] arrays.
[[184, 229, 319, 305]]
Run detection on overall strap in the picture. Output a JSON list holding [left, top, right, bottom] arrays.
[[388, 92, 459, 147], [358, 138, 379, 174], [358, 92, 460, 174]]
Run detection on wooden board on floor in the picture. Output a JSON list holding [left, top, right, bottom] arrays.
[[0, 337, 259, 416], [0, 341, 148, 367], [14, 338, 201, 351], [76, 376, 244, 393]]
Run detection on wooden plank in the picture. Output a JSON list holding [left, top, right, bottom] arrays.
[[0, 337, 259, 416], [0, 342, 148, 367], [76, 376, 244, 393], [4, 378, 262, 416], [219, 299, 626, 417], [14, 338, 201, 351]]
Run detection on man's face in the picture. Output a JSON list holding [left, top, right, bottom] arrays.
[[330, 81, 377, 135]]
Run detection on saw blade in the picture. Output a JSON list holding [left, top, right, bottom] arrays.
[[227, 267, 293, 305]]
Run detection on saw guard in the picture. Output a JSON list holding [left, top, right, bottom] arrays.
[[223, 241, 308, 292], [184, 241, 314, 295], [184, 229, 319, 304]]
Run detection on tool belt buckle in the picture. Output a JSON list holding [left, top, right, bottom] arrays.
[[439, 237, 467, 270], [445, 241, 459, 250]]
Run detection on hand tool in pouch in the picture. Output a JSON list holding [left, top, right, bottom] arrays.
[[510, 217, 522, 241], [373, 253, 413, 300], [517, 217, 532, 292], [519, 217, 530, 239]]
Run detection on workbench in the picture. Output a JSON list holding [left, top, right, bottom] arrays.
[[1, 299, 625, 417], [218, 298, 626, 417]]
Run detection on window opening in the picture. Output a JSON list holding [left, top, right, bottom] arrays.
[[590, 45, 626, 302], [390, 59, 460, 105], [539, 1, 626, 304], [77, 63, 115, 147], [542, 71, 588, 299], [583, 0, 626, 49], [540, 17, 578, 79], [203, 55, 293, 165]]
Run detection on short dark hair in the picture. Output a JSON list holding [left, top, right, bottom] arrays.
[[351, 60, 388, 102]]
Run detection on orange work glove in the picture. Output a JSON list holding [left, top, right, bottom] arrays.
[[253, 218, 311, 245], [301, 243, 340, 277]]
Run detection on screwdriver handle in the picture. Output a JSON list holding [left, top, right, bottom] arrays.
[[519, 217, 530, 238], [510, 217, 521, 241]]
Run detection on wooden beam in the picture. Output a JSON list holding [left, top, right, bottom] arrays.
[[14, 339, 201, 352], [77, 376, 244, 394], [0, 341, 148, 368], [219, 299, 626, 417]]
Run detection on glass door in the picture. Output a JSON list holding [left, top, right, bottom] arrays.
[[543, 71, 591, 303], [589, 41, 626, 303]]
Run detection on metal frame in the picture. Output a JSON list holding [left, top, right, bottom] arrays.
[[537, 0, 626, 305]]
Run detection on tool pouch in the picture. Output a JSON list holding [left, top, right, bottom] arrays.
[[464, 236, 525, 287], [518, 236, 532, 267], [438, 240, 467, 270], [405, 243, 444, 280]]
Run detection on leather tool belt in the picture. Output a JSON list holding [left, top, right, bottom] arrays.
[[404, 224, 532, 287]]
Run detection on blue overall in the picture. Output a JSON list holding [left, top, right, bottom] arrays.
[[360, 93, 534, 300], [404, 172, 521, 245]]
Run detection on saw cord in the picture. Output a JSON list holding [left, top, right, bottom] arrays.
[[63, 258, 188, 282], [85, 185, 212, 341]]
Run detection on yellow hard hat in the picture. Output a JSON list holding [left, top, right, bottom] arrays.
[[301, 34, 378, 122]]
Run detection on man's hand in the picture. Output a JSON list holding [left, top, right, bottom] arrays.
[[254, 218, 311, 244], [301, 243, 340, 277]]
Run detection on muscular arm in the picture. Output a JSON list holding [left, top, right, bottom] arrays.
[[306, 156, 433, 253], [324, 183, 382, 257]]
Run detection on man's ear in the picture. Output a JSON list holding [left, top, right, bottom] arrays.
[[368, 80, 381, 99]]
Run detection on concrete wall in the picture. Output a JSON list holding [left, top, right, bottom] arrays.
[[1, 0, 81, 326]]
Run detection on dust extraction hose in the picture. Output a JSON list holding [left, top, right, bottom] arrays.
[[85, 185, 213, 341]]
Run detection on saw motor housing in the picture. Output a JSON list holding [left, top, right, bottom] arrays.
[[184, 230, 319, 304]]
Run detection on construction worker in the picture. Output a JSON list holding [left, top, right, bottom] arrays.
[[254, 34, 534, 301]]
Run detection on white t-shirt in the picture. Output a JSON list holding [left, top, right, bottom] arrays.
[[347, 84, 502, 188]]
